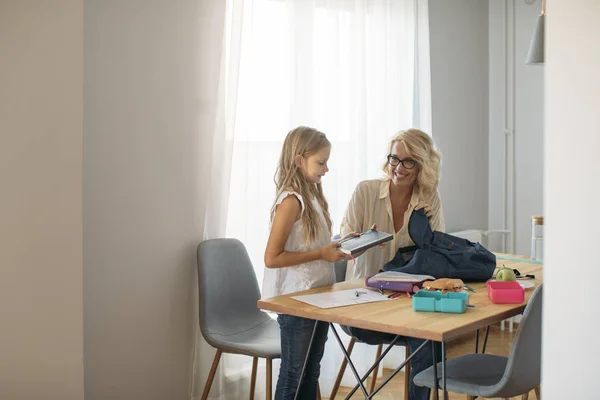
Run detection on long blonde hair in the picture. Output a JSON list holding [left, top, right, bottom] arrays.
[[382, 129, 442, 202], [271, 126, 333, 244]]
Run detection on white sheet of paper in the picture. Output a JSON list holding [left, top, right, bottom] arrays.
[[291, 288, 390, 309]]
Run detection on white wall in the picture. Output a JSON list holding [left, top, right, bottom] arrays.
[[429, 0, 489, 233], [543, 1, 600, 397], [84, 0, 201, 398], [0, 1, 84, 399], [429, 0, 544, 253], [488, 0, 544, 254]]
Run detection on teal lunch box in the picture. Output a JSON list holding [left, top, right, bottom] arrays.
[[412, 290, 469, 313]]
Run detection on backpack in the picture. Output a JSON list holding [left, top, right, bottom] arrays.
[[382, 209, 496, 282]]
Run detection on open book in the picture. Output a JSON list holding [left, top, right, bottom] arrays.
[[368, 271, 435, 282], [339, 229, 393, 256]]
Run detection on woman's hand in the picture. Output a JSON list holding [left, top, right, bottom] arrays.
[[369, 224, 388, 248], [340, 231, 360, 241], [414, 201, 434, 218], [320, 242, 347, 262]]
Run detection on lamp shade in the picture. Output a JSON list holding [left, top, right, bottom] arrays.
[[526, 14, 545, 65]]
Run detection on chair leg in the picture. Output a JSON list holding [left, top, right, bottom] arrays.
[[329, 337, 357, 399], [201, 349, 222, 400], [430, 390, 450, 400], [466, 396, 476, 400], [266, 358, 272, 400], [522, 391, 530, 400], [404, 346, 411, 400], [316, 383, 322, 400], [249, 357, 258, 400], [369, 343, 383, 393], [535, 385, 541, 399]]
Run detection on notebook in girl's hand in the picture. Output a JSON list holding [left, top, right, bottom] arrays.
[[339, 229, 393, 256]]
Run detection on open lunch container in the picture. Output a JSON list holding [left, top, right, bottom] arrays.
[[486, 281, 524, 304], [412, 290, 470, 313]]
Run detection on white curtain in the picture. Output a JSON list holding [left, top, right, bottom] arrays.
[[193, 0, 431, 398], [192, 0, 247, 399]]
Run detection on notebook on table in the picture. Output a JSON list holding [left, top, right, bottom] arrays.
[[339, 229, 393, 256]]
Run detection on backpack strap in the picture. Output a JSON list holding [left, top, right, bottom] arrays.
[[397, 245, 417, 254], [382, 245, 417, 272]]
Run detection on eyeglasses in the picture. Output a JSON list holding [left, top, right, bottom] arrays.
[[387, 155, 417, 169]]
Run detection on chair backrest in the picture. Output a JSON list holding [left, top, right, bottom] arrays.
[[334, 259, 348, 283], [197, 238, 270, 337], [332, 234, 347, 283], [498, 284, 543, 395]]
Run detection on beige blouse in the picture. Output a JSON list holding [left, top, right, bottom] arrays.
[[340, 178, 445, 280]]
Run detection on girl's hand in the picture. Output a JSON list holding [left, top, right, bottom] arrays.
[[320, 242, 347, 262], [415, 201, 434, 218]]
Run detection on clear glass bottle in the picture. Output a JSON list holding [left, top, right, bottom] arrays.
[[531, 215, 544, 261]]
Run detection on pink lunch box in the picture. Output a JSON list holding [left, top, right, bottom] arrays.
[[486, 281, 524, 304]]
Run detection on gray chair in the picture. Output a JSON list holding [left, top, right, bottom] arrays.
[[329, 254, 411, 400], [414, 284, 543, 400], [197, 238, 281, 400]]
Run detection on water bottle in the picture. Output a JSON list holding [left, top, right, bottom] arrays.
[[530, 215, 544, 261]]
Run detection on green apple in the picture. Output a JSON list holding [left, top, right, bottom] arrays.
[[496, 265, 517, 281]]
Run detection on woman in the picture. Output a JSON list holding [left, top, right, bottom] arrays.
[[341, 128, 445, 279], [340, 128, 445, 400]]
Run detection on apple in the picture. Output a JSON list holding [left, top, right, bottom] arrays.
[[496, 265, 517, 281]]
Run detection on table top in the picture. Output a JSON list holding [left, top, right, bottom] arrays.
[[257, 254, 543, 342]]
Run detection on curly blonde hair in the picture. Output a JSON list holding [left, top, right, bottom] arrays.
[[382, 129, 442, 202], [271, 126, 333, 244]]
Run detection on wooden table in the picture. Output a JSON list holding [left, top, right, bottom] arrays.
[[258, 255, 543, 399]]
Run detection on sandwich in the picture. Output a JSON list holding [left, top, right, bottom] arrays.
[[422, 278, 464, 293]]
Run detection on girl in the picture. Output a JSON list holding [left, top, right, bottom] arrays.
[[263, 126, 347, 400]]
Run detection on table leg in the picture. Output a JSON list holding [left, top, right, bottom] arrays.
[[329, 324, 370, 398], [482, 325, 490, 354], [341, 332, 401, 399], [432, 341, 439, 400], [368, 340, 429, 399], [441, 341, 447, 400], [293, 320, 319, 400]]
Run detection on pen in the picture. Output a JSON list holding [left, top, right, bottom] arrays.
[[464, 284, 475, 292], [516, 274, 536, 279], [355, 290, 360, 297]]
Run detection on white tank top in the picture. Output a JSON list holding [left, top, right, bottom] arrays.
[[261, 190, 335, 299]]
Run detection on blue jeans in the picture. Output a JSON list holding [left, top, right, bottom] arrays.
[[276, 314, 329, 400], [344, 326, 441, 400]]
